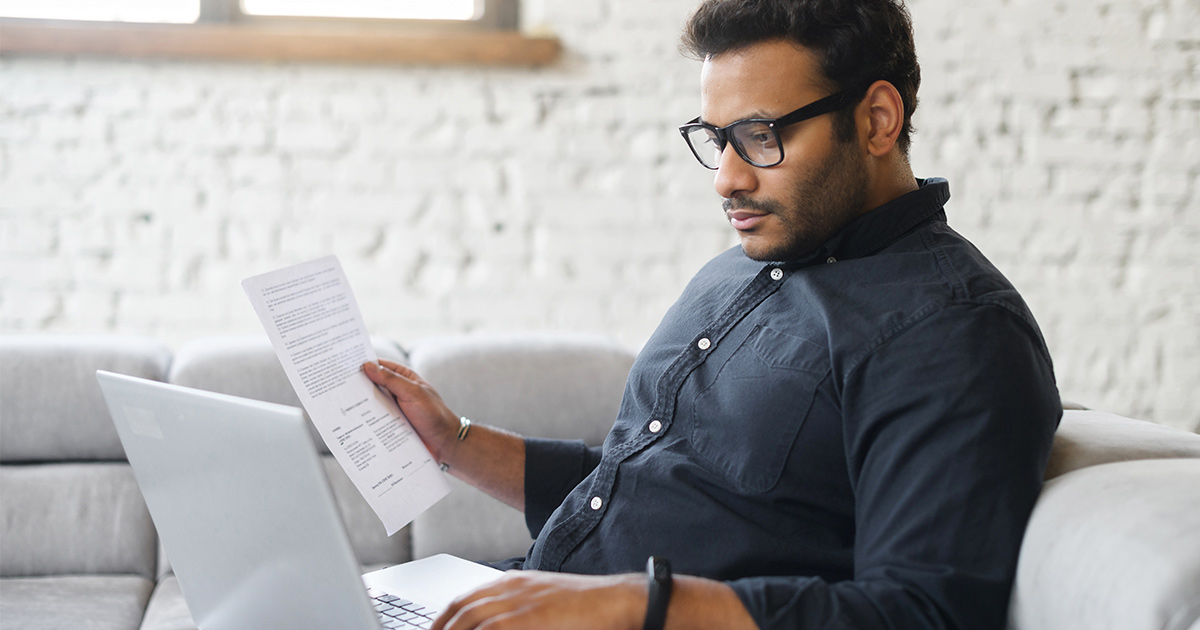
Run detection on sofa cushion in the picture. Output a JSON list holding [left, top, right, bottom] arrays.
[[0, 463, 158, 580], [167, 335, 407, 456], [0, 574, 154, 630], [1009, 458, 1200, 630], [138, 576, 194, 630], [0, 335, 172, 462], [1046, 410, 1200, 480], [155, 335, 412, 578], [320, 456, 412, 566], [407, 333, 635, 562]]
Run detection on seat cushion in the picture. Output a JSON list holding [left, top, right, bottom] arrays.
[[1046, 410, 1200, 480], [1010, 458, 1200, 630], [0, 575, 154, 630], [138, 576, 195, 630], [0, 335, 171, 462], [0, 463, 157, 580]]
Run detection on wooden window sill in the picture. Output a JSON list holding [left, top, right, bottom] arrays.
[[0, 18, 561, 66]]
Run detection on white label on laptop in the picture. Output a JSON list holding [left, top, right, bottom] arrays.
[[242, 255, 451, 536], [124, 406, 165, 439]]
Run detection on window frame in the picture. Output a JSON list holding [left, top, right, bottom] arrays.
[[0, 0, 558, 66]]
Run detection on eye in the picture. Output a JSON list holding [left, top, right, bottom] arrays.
[[734, 122, 777, 150], [749, 131, 777, 147]]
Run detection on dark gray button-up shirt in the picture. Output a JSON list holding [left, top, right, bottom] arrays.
[[513, 179, 1061, 629]]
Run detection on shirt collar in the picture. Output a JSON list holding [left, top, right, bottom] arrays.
[[778, 177, 951, 268]]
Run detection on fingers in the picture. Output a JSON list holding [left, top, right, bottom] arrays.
[[362, 360, 422, 393], [378, 358, 419, 380], [433, 578, 523, 630]]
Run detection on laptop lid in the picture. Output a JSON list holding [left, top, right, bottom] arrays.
[[97, 370, 382, 630]]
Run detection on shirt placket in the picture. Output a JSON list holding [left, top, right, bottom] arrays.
[[533, 263, 792, 571]]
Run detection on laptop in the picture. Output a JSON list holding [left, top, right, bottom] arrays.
[[96, 370, 502, 630]]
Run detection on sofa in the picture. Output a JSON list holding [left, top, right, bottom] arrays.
[[1, 334, 1198, 630]]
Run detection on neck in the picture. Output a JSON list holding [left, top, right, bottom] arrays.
[[863, 156, 918, 213]]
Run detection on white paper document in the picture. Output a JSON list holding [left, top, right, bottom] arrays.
[[242, 256, 450, 536]]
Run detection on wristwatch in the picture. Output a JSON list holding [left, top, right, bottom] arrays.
[[644, 556, 672, 630]]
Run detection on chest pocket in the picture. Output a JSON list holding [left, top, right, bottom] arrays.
[[688, 324, 829, 493]]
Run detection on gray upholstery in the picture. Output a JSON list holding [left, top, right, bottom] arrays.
[[1, 463, 157, 580], [3, 333, 1199, 630], [1009, 459, 1200, 630], [0, 575, 154, 630], [321, 457, 411, 567], [155, 334, 412, 577], [1045, 410, 1200, 479], [0, 335, 171, 462], [138, 577, 193, 630], [0, 336, 167, 630], [407, 333, 636, 562], [167, 334, 408, 456]]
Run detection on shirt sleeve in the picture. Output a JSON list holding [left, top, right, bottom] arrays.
[[728, 302, 1061, 629], [523, 437, 604, 538]]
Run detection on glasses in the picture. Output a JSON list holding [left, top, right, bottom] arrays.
[[678, 91, 856, 169]]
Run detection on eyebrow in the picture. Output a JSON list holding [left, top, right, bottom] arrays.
[[698, 110, 777, 127]]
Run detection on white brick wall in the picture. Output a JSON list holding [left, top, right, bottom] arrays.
[[1, 0, 1197, 431]]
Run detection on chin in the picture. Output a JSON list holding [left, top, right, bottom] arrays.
[[739, 235, 818, 263]]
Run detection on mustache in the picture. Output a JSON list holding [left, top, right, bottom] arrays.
[[723, 197, 781, 213]]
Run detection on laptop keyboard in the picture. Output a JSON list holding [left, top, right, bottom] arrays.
[[368, 588, 439, 629]]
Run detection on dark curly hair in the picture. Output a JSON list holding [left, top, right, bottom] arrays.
[[681, 0, 920, 154]]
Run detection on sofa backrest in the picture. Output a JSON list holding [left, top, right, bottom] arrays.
[[407, 333, 636, 563], [0, 335, 169, 580], [165, 334, 412, 574], [1, 335, 172, 462]]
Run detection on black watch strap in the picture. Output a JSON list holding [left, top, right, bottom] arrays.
[[644, 556, 672, 630]]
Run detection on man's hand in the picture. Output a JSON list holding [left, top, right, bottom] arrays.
[[362, 359, 527, 510], [363, 359, 460, 462], [432, 571, 645, 630]]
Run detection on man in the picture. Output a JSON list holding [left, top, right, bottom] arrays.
[[364, 0, 1061, 628]]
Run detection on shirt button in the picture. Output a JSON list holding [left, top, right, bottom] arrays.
[[649, 420, 662, 433], [826, 256, 837, 264], [697, 338, 711, 350], [590, 496, 603, 510], [770, 268, 784, 281]]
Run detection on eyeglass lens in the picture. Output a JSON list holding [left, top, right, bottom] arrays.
[[684, 121, 781, 169]]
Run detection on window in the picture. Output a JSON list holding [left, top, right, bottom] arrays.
[[0, 0, 506, 26], [0, 0, 551, 65]]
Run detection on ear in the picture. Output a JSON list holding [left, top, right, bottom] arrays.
[[858, 80, 906, 158]]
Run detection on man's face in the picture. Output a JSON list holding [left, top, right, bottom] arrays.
[[700, 39, 870, 262]]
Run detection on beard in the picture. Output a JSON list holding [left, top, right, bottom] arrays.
[[725, 136, 870, 262]]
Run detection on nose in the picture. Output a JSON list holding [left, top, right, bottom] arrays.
[[712, 143, 757, 200]]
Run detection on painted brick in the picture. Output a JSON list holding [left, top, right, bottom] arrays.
[[0, 0, 1197, 431]]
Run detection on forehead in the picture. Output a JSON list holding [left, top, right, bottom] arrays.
[[700, 39, 829, 125]]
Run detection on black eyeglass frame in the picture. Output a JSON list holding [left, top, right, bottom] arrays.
[[678, 90, 860, 170]]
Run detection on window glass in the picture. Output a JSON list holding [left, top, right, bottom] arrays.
[[0, 0, 481, 23], [241, 0, 478, 21], [0, 0, 200, 23]]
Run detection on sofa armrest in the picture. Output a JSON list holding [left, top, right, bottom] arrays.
[[1046, 410, 1200, 480], [1010, 458, 1200, 630]]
